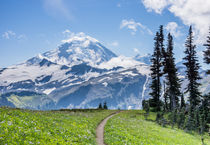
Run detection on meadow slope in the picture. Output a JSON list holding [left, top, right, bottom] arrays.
[[104, 110, 210, 145], [0, 107, 115, 145]]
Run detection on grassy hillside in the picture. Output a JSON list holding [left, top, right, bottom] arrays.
[[0, 91, 55, 110], [1, 108, 209, 145], [104, 110, 210, 145], [0, 107, 115, 145]]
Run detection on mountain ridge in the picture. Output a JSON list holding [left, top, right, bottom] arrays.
[[0, 33, 209, 110]]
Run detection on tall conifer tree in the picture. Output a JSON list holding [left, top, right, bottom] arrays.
[[164, 33, 181, 110], [180, 93, 186, 109], [203, 27, 210, 74], [150, 31, 162, 111], [159, 25, 165, 59], [183, 26, 201, 109]]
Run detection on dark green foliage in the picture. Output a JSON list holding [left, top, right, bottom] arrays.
[[184, 108, 195, 132], [163, 33, 181, 110], [159, 25, 165, 60], [194, 108, 200, 132], [142, 100, 150, 120], [148, 98, 164, 112], [200, 93, 210, 133], [183, 26, 202, 109], [168, 109, 178, 128], [169, 93, 210, 134], [177, 108, 186, 129], [156, 112, 168, 127], [199, 113, 206, 135], [150, 31, 162, 112], [156, 112, 162, 122], [172, 109, 177, 128], [184, 107, 202, 133], [98, 103, 102, 109], [203, 27, 210, 74], [180, 93, 186, 109], [103, 102, 108, 109]]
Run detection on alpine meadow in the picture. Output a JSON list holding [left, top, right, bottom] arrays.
[[0, 0, 209, 145]]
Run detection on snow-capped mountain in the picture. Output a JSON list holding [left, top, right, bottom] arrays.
[[0, 33, 151, 110], [134, 53, 152, 65], [28, 33, 116, 67], [0, 33, 209, 110]]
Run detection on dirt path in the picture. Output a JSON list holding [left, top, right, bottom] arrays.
[[96, 111, 121, 145]]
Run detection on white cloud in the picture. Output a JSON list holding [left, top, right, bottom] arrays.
[[109, 41, 119, 47], [17, 34, 27, 40], [141, 0, 210, 43], [165, 22, 181, 38], [120, 19, 153, 35], [62, 29, 73, 38], [142, 0, 169, 14], [133, 48, 140, 53], [63, 29, 71, 34], [2, 31, 26, 41], [43, 0, 73, 20], [2, 30, 16, 39]]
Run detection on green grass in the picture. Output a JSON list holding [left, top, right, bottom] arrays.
[[1, 108, 209, 145], [6, 94, 52, 109], [0, 107, 115, 145], [104, 110, 210, 145]]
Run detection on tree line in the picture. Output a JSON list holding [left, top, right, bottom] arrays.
[[98, 102, 108, 109], [143, 25, 210, 135]]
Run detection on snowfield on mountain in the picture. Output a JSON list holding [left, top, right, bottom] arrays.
[[0, 33, 209, 110]]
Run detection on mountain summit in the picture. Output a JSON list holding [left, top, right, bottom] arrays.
[[28, 33, 117, 67]]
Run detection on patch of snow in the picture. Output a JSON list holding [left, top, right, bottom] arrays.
[[136, 65, 151, 75], [98, 56, 144, 69], [0, 62, 70, 86], [81, 72, 100, 81], [102, 82, 108, 87], [62, 32, 99, 44], [43, 87, 56, 95], [121, 71, 138, 76]]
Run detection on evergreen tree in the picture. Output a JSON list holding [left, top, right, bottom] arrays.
[[180, 93, 186, 109], [194, 107, 200, 132], [203, 27, 210, 74], [183, 26, 202, 110], [103, 102, 108, 109], [163, 81, 169, 111], [177, 108, 185, 129], [200, 93, 210, 132], [98, 103, 102, 109], [159, 25, 165, 60], [184, 107, 195, 132], [164, 33, 181, 110], [150, 31, 162, 112], [142, 100, 150, 120]]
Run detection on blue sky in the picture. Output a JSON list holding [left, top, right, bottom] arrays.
[[0, 0, 209, 69]]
